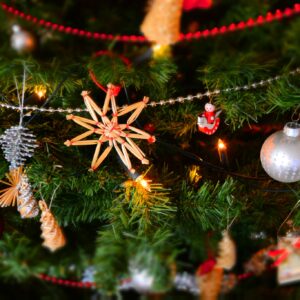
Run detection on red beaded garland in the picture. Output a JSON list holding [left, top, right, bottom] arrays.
[[1, 2, 299, 43]]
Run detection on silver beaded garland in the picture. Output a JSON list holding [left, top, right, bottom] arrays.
[[260, 122, 300, 183], [0, 125, 38, 170]]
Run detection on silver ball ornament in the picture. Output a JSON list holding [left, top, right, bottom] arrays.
[[260, 122, 300, 183], [11, 25, 36, 53]]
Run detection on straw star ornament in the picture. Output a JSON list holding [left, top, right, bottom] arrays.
[[64, 84, 155, 172]]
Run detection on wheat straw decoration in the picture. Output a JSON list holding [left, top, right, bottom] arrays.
[[216, 230, 237, 270], [0, 167, 22, 207], [39, 200, 66, 252], [0, 166, 39, 218], [64, 84, 155, 173], [141, 0, 184, 45]]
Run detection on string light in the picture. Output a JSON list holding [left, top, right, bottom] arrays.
[[217, 138, 228, 165], [34, 85, 47, 99], [217, 139, 227, 150], [135, 175, 151, 192], [0, 67, 299, 114]]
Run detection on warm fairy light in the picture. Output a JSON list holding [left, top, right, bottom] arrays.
[[217, 139, 228, 165], [135, 175, 151, 192], [218, 139, 227, 150], [34, 85, 47, 99]]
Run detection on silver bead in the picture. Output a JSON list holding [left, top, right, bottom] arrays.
[[260, 122, 300, 183]]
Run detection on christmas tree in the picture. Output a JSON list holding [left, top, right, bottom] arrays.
[[0, 0, 299, 299]]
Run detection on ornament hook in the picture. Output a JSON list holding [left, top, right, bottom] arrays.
[[291, 105, 300, 123]]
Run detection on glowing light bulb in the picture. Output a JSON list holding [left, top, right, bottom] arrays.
[[217, 139, 226, 150], [34, 85, 47, 99], [217, 139, 228, 165], [135, 175, 151, 192]]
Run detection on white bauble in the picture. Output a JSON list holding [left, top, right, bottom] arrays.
[[260, 122, 300, 183], [11, 25, 36, 53]]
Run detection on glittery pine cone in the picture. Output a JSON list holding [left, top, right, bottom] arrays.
[[17, 173, 39, 218], [0, 125, 38, 169], [39, 200, 66, 252]]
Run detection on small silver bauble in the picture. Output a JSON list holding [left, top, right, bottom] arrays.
[[11, 25, 36, 53], [260, 122, 300, 183]]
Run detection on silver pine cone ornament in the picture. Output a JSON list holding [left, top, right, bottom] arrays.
[[0, 125, 38, 169], [17, 172, 39, 218]]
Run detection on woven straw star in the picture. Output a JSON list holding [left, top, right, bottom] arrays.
[[64, 84, 155, 173]]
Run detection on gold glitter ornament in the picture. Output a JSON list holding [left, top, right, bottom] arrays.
[[141, 0, 184, 45]]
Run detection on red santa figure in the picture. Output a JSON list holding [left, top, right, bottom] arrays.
[[197, 102, 221, 135], [204, 103, 216, 124]]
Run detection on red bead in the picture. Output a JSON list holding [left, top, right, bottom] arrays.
[[266, 12, 274, 21], [275, 9, 283, 19], [212, 27, 219, 35], [193, 31, 201, 38], [256, 15, 264, 23], [294, 3, 300, 12], [228, 23, 236, 31], [186, 32, 194, 39], [237, 21, 245, 29], [284, 8, 293, 16], [220, 26, 227, 33], [144, 123, 155, 133], [202, 29, 210, 36], [246, 18, 255, 26]]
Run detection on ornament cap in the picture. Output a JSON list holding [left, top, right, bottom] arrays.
[[284, 122, 300, 138]]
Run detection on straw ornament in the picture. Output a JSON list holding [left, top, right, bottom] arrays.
[[0, 167, 39, 218], [64, 84, 155, 173], [39, 200, 66, 252], [216, 230, 236, 270], [0, 167, 22, 207]]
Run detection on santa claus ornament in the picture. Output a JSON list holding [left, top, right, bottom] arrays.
[[197, 103, 221, 135]]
